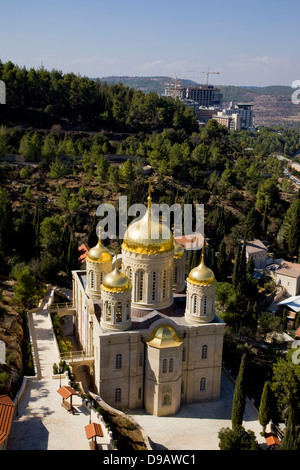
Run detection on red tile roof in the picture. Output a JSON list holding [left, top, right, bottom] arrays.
[[85, 422, 104, 439], [78, 244, 89, 262], [0, 395, 15, 446], [57, 386, 78, 400]]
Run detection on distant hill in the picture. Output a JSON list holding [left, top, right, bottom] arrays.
[[97, 76, 300, 128]]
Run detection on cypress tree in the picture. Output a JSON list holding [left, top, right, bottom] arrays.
[[281, 409, 299, 450], [238, 238, 247, 297], [258, 381, 272, 434], [217, 239, 228, 282], [232, 353, 247, 430], [232, 242, 241, 290]]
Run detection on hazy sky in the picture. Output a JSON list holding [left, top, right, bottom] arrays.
[[1, 0, 299, 86]]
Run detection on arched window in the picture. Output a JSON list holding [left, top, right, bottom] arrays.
[[138, 270, 144, 301], [181, 381, 184, 394], [90, 270, 94, 289], [162, 388, 172, 406], [162, 270, 167, 299], [162, 358, 167, 373], [193, 295, 197, 314], [200, 377, 206, 391], [138, 352, 143, 367], [203, 296, 207, 315], [174, 266, 178, 284], [182, 347, 186, 362], [202, 344, 208, 359], [152, 272, 156, 301], [115, 388, 121, 403], [115, 353, 122, 369], [116, 303, 122, 322], [169, 357, 174, 373], [138, 387, 142, 400], [106, 302, 111, 321]]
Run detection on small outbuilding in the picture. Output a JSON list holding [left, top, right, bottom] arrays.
[[85, 422, 104, 450], [57, 386, 78, 414], [0, 395, 15, 450], [265, 432, 281, 450]]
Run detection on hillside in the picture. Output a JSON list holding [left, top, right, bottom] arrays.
[[99, 76, 300, 128]]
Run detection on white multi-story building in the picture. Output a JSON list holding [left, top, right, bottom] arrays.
[[72, 183, 225, 417]]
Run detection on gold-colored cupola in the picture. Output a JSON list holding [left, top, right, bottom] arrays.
[[122, 178, 174, 255]]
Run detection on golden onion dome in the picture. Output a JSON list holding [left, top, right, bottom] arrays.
[[146, 324, 182, 349], [122, 180, 173, 255], [87, 238, 112, 263], [174, 240, 185, 259], [102, 266, 131, 292], [188, 251, 215, 286]]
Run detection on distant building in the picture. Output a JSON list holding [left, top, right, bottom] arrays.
[[224, 102, 254, 130], [185, 85, 222, 108], [195, 107, 219, 125], [214, 111, 241, 131], [245, 239, 268, 269], [164, 84, 222, 108], [273, 260, 300, 296]]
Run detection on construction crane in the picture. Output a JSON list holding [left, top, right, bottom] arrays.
[[202, 68, 219, 86]]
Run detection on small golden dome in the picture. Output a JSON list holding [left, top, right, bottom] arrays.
[[102, 266, 131, 292], [174, 240, 185, 259], [146, 324, 182, 349], [188, 252, 215, 286], [87, 239, 112, 263]]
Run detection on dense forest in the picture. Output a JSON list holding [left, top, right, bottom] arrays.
[[1, 62, 300, 434]]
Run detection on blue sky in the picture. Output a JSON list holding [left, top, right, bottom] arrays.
[[0, 0, 299, 86]]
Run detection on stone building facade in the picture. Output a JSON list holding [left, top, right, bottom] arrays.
[[72, 186, 225, 416]]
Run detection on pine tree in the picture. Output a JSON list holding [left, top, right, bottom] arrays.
[[232, 353, 247, 430]]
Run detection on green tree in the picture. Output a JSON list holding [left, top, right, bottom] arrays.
[[255, 178, 278, 211], [95, 155, 110, 182], [0, 186, 14, 254], [258, 381, 272, 434], [19, 132, 41, 161], [120, 159, 136, 183], [218, 425, 260, 450], [49, 157, 67, 179], [41, 133, 57, 162], [108, 165, 120, 189], [271, 351, 300, 422], [0, 125, 8, 157], [12, 263, 38, 308], [232, 353, 247, 430], [15, 203, 35, 261], [40, 215, 64, 256], [281, 410, 300, 450]]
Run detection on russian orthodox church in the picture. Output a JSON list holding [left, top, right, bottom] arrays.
[[72, 181, 225, 416]]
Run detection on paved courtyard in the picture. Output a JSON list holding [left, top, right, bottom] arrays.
[[130, 371, 264, 450], [7, 286, 264, 451]]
